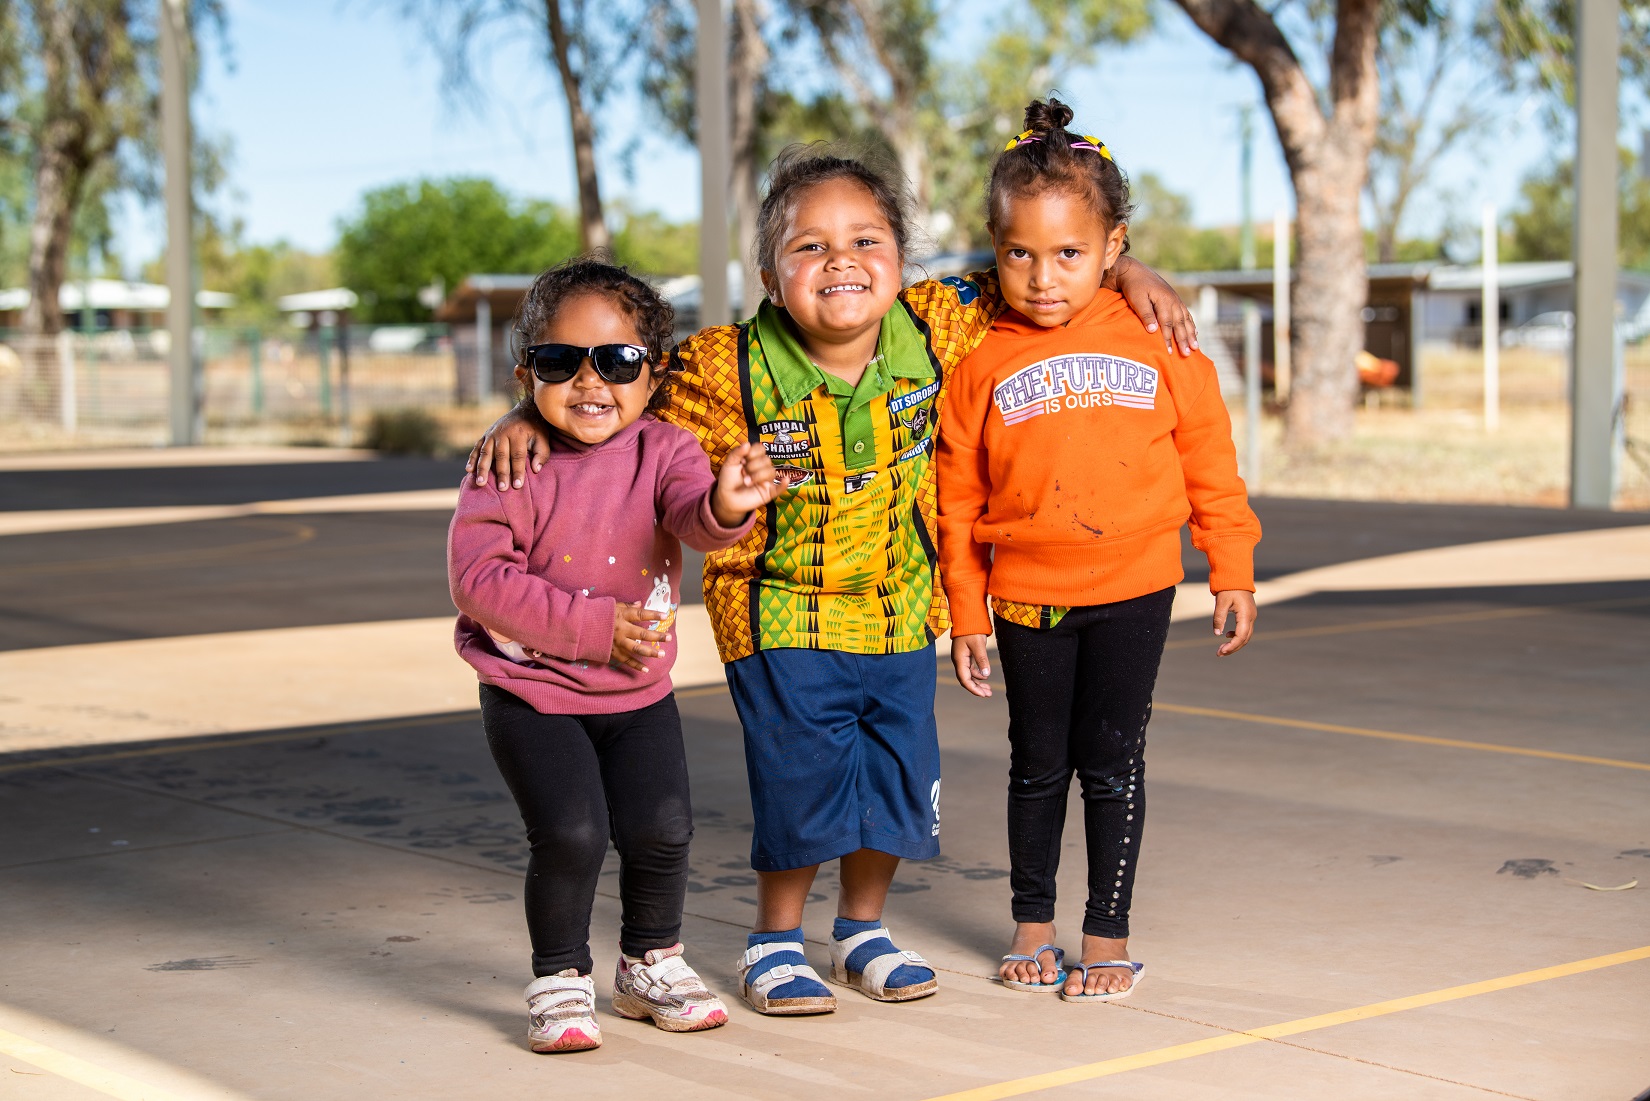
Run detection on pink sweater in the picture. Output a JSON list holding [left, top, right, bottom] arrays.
[[448, 416, 754, 714]]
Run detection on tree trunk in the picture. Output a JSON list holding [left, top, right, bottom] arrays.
[[23, 140, 86, 338], [1291, 150, 1368, 442], [545, 0, 609, 252], [729, 0, 767, 314], [833, 0, 932, 228], [1172, 0, 1381, 445], [886, 102, 930, 230], [22, 0, 89, 339]]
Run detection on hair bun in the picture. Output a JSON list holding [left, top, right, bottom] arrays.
[[1023, 97, 1075, 135]]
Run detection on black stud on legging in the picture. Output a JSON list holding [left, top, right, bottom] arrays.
[[480, 683, 693, 977], [992, 586, 1175, 940]]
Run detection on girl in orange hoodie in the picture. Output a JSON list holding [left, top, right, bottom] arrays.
[[936, 98, 1262, 1003]]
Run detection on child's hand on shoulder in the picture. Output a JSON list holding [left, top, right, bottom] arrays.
[[1109, 256, 1199, 358], [951, 634, 993, 698], [468, 404, 554, 491], [612, 602, 666, 672], [1214, 590, 1257, 656], [711, 442, 781, 526]]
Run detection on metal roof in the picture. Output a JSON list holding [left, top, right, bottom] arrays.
[[0, 280, 234, 311], [276, 287, 360, 312]]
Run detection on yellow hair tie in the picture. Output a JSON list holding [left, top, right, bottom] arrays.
[[1003, 129, 1113, 160]]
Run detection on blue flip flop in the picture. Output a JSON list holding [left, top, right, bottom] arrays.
[[1060, 960, 1145, 1003], [1000, 944, 1067, 992]]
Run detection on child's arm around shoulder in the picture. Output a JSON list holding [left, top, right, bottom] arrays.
[[447, 474, 616, 665], [651, 421, 773, 551], [1105, 256, 1200, 358], [653, 330, 750, 474]]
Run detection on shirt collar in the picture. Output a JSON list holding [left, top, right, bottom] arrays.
[[753, 299, 933, 408]]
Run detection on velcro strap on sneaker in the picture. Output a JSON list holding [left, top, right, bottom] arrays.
[[528, 989, 594, 1022]]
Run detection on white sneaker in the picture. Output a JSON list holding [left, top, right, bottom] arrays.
[[612, 944, 729, 1033], [526, 970, 602, 1053]]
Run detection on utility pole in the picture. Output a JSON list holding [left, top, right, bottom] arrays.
[[696, 0, 730, 328], [1239, 106, 1261, 487], [161, 0, 199, 445], [1570, 0, 1620, 508]]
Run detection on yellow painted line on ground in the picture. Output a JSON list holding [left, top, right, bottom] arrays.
[[924, 945, 1650, 1101], [0, 1024, 219, 1101], [1155, 702, 1650, 773], [0, 712, 473, 776], [1163, 594, 1650, 651]]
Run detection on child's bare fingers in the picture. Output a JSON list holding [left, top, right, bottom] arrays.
[[470, 438, 493, 485]]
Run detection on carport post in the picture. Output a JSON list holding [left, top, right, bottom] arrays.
[[1569, 0, 1620, 507], [696, 0, 730, 328], [476, 292, 492, 405], [1482, 204, 1499, 433], [161, 0, 199, 445], [1272, 208, 1291, 403], [1409, 284, 1426, 409]]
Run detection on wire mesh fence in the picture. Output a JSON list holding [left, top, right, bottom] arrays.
[[0, 324, 510, 448]]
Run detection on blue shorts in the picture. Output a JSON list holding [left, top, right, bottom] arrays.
[[725, 645, 942, 872]]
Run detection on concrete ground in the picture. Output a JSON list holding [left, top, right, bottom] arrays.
[[1, 450, 1647, 1101]]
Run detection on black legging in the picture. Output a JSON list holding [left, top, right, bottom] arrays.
[[480, 684, 693, 976], [993, 586, 1175, 940]]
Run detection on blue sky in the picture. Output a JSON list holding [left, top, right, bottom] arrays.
[[112, 0, 1577, 271]]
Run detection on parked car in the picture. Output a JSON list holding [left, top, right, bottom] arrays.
[[1502, 311, 1574, 351]]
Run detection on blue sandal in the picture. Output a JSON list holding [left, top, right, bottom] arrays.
[[1061, 960, 1144, 1003], [1000, 944, 1067, 992]]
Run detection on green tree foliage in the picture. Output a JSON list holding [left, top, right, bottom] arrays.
[[607, 206, 700, 278], [6, 0, 227, 334], [334, 177, 579, 323], [143, 226, 333, 327], [1485, 0, 1650, 126], [1125, 172, 1243, 273], [926, 0, 1154, 249], [1507, 149, 1650, 269], [333, 177, 699, 323]]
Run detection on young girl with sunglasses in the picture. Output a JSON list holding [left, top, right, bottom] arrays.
[[937, 99, 1261, 1003], [468, 145, 1197, 1018], [447, 258, 778, 1052]]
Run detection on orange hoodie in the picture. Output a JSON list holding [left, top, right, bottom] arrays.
[[936, 288, 1260, 637]]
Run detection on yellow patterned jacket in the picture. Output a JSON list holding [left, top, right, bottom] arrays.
[[659, 273, 1003, 663]]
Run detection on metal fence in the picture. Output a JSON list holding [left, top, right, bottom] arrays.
[[0, 324, 487, 446]]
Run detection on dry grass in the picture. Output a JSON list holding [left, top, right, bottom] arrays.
[[1230, 346, 1650, 510]]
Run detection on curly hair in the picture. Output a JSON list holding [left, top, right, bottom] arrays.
[[510, 254, 676, 409], [986, 97, 1134, 251], [754, 143, 917, 277]]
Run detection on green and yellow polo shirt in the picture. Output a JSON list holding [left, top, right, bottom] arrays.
[[660, 273, 1003, 662]]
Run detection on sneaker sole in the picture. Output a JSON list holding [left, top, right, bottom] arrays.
[[529, 1027, 602, 1053], [611, 991, 730, 1032], [828, 965, 939, 1002], [740, 984, 837, 1016]]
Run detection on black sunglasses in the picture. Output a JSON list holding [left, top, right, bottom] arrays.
[[523, 342, 652, 385]]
